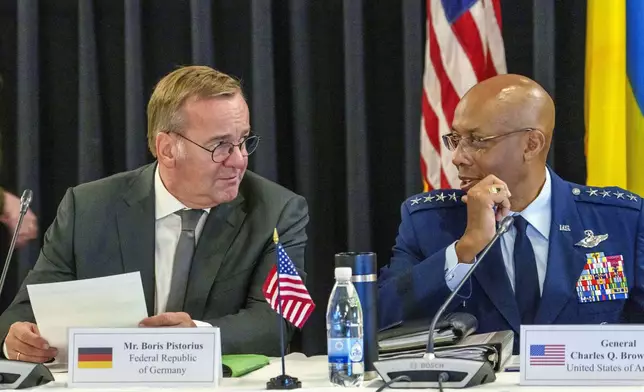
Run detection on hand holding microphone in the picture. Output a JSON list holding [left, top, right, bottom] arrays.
[[456, 175, 511, 263]]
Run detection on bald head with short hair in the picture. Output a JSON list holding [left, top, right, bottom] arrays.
[[451, 74, 555, 210], [455, 74, 555, 160]]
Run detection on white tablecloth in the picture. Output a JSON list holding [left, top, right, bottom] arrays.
[[37, 353, 644, 391]]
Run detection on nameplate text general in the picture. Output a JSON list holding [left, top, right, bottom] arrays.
[[521, 325, 644, 386]]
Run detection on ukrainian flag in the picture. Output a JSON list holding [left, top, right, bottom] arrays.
[[585, 0, 644, 195]]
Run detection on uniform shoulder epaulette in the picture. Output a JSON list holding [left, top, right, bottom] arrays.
[[571, 184, 642, 211], [404, 188, 466, 213]]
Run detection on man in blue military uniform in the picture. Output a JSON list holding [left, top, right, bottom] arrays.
[[378, 74, 644, 354]]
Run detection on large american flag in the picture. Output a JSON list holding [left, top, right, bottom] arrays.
[[262, 242, 315, 329], [421, 0, 506, 190], [529, 344, 566, 366]]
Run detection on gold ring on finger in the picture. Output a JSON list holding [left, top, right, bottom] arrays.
[[16, 352, 21, 361], [489, 186, 501, 194]]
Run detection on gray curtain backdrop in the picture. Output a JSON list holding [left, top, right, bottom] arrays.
[[0, 0, 587, 355]]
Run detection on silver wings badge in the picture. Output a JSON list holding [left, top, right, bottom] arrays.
[[575, 230, 608, 248]]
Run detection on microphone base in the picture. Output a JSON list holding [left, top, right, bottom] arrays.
[[373, 356, 496, 389], [0, 360, 54, 389], [266, 374, 302, 390]]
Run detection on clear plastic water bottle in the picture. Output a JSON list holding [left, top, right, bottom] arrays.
[[327, 267, 364, 387]]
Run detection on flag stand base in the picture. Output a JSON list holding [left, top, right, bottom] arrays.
[[266, 374, 302, 389]]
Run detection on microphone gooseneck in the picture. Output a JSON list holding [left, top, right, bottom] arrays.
[[424, 215, 514, 358], [0, 189, 34, 296]]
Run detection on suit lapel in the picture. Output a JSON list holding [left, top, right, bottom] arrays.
[[183, 195, 247, 318], [116, 163, 157, 316], [535, 169, 587, 324], [474, 239, 521, 332]]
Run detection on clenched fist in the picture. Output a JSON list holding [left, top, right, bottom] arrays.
[[456, 175, 512, 262]]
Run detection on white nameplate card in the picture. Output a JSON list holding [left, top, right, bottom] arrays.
[[68, 327, 221, 388], [521, 325, 644, 386]]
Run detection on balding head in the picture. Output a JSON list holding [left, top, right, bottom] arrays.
[[449, 74, 554, 208], [454, 74, 555, 158]]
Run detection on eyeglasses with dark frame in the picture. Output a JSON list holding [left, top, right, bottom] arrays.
[[171, 131, 261, 163], [441, 127, 536, 152]]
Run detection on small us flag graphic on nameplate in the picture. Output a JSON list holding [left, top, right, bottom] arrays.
[[529, 344, 566, 366]]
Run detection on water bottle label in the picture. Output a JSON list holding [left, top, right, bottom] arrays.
[[328, 338, 363, 364]]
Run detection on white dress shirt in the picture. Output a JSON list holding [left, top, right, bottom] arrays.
[[154, 165, 210, 314], [444, 169, 552, 294]]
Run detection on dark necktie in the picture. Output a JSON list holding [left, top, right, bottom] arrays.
[[513, 215, 540, 325], [165, 209, 204, 312]]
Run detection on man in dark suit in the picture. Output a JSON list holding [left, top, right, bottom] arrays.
[[378, 74, 644, 354], [0, 65, 309, 362]]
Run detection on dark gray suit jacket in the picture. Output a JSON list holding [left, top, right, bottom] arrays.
[[0, 163, 309, 356]]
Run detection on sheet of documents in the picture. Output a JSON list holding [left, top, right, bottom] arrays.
[[27, 272, 148, 363]]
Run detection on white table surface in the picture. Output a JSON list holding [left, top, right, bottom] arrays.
[[37, 353, 644, 391]]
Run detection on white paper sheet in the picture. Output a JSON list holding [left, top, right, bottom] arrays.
[[27, 272, 148, 363]]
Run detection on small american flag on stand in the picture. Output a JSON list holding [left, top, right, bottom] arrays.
[[262, 229, 315, 329]]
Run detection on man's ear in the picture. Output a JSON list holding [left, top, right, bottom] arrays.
[[524, 130, 546, 161], [156, 132, 178, 168]]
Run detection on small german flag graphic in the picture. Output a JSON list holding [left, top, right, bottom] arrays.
[[77, 347, 113, 369]]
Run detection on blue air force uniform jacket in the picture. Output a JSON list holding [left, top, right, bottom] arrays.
[[377, 168, 644, 353]]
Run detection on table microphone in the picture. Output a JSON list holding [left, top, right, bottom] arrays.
[[0, 190, 33, 296], [0, 189, 54, 389], [373, 215, 514, 390]]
